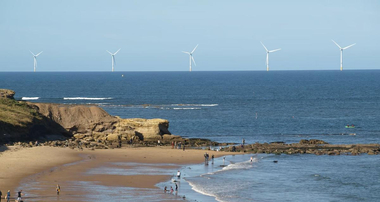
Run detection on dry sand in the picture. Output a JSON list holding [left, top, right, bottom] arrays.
[[0, 145, 231, 201]]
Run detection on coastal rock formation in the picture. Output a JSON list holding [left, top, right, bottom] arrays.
[[0, 89, 15, 99], [223, 140, 380, 155], [0, 89, 172, 144]]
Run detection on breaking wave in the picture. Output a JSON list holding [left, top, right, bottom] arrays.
[[63, 97, 112, 100], [22, 97, 39, 100], [171, 104, 218, 107]]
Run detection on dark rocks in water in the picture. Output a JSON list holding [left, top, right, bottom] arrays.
[[299, 139, 329, 145], [224, 141, 380, 156], [273, 161, 278, 163]]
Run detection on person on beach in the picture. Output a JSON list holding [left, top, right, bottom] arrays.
[[164, 186, 167, 193], [212, 154, 214, 164], [183, 144, 185, 151], [17, 190, 22, 201], [6, 190, 10, 202], [0, 190, 2, 202], [170, 186, 174, 194], [250, 156, 253, 162], [204, 152, 207, 165], [157, 139, 161, 146], [175, 183, 178, 191], [56, 184, 61, 195], [223, 156, 226, 165], [171, 141, 174, 149], [177, 170, 181, 178]]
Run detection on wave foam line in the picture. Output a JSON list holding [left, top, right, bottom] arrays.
[[173, 107, 202, 110], [63, 97, 112, 100], [22, 97, 39, 100], [171, 104, 218, 107], [187, 181, 225, 202]]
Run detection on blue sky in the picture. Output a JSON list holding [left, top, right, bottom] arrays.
[[0, 0, 379, 71]]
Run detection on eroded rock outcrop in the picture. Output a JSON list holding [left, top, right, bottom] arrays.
[[0, 89, 172, 143]]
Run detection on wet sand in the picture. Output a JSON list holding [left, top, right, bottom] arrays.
[[0, 145, 229, 201]]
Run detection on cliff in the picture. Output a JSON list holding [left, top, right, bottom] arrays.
[[0, 89, 172, 144]]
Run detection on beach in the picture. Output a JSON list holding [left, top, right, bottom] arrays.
[[0, 145, 229, 201]]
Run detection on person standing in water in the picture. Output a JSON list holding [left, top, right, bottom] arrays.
[[177, 170, 181, 178], [212, 155, 214, 164]]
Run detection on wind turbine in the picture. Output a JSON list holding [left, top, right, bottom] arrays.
[[332, 40, 356, 71], [106, 48, 121, 72], [261, 42, 281, 71], [182, 44, 198, 72], [30, 51, 43, 72]]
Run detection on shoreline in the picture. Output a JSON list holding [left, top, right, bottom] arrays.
[[0, 145, 230, 201]]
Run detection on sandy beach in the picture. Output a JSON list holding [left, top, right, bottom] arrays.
[[0, 145, 230, 201]]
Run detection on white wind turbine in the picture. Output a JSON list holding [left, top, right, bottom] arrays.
[[261, 42, 281, 71], [30, 51, 43, 72], [332, 40, 356, 71], [182, 44, 198, 72], [106, 48, 121, 72]]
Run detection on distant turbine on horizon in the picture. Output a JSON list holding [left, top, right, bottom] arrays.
[[106, 48, 121, 72], [332, 40, 356, 71], [182, 44, 198, 72], [30, 51, 43, 72], [261, 42, 281, 71]]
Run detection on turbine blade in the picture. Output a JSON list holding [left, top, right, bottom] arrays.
[[260, 42, 268, 52], [182, 51, 190, 54], [106, 50, 112, 55], [331, 40, 341, 49], [191, 56, 196, 66], [191, 44, 199, 54], [30, 51, 35, 56], [36, 51, 43, 56], [343, 43, 356, 50], [114, 48, 121, 55], [269, 48, 281, 53]]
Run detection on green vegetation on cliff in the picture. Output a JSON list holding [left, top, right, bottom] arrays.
[[0, 98, 42, 128]]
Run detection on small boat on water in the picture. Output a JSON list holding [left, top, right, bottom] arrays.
[[345, 125, 355, 129]]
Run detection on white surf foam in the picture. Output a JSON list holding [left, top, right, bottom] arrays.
[[63, 97, 112, 100], [173, 107, 202, 110], [187, 181, 225, 202], [222, 159, 256, 171], [22, 97, 39, 100], [171, 104, 218, 107]]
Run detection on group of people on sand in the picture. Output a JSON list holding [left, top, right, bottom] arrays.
[[0, 190, 22, 202], [163, 171, 181, 195], [0, 185, 60, 202], [171, 141, 185, 150]]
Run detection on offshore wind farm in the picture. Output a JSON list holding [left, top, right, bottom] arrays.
[[1, 1, 379, 202]]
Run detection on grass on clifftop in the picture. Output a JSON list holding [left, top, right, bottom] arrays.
[[0, 98, 42, 127]]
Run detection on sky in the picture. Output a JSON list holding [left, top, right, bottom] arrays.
[[0, 0, 379, 71]]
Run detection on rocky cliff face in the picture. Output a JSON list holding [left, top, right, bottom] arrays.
[[0, 89, 172, 143], [34, 103, 171, 141]]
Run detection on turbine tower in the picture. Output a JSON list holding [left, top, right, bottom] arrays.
[[332, 40, 356, 71], [182, 44, 198, 72], [261, 42, 281, 71], [30, 51, 43, 72], [106, 48, 121, 72]]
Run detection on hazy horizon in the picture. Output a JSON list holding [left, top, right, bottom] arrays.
[[0, 0, 379, 72]]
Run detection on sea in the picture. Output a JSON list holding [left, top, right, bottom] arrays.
[[1, 71, 380, 201]]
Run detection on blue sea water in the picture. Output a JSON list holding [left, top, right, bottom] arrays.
[[1, 71, 380, 201]]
